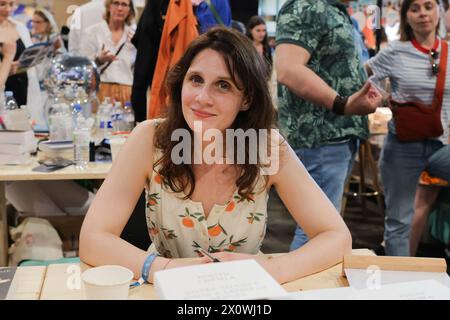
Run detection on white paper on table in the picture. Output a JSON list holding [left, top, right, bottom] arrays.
[[356, 280, 450, 300], [344, 268, 450, 290], [154, 259, 287, 300], [276, 287, 359, 300], [275, 280, 450, 300]]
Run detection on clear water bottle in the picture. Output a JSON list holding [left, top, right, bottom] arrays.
[[96, 98, 113, 140], [72, 103, 82, 125], [123, 101, 135, 133], [48, 102, 73, 141], [73, 114, 90, 170], [111, 101, 124, 133], [5, 91, 18, 110]]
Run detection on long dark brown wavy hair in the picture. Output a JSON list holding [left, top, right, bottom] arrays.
[[246, 15, 273, 69], [153, 27, 276, 200]]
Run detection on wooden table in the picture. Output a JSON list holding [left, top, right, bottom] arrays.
[[5, 249, 374, 300], [0, 158, 111, 266]]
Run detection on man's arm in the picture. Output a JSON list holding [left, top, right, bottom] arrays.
[[276, 43, 337, 110], [276, 43, 382, 115]]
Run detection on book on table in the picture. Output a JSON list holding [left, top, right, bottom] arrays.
[[0, 130, 37, 148], [0, 267, 17, 300], [0, 152, 32, 165], [0, 130, 36, 164], [154, 259, 287, 300]]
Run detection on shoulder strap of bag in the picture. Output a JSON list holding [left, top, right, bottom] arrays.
[[433, 40, 448, 111], [100, 41, 126, 75], [205, 0, 224, 26]]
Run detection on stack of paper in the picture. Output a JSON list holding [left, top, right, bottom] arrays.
[[282, 280, 450, 300], [278, 255, 450, 300], [38, 140, 74, 161], [154, 259, 287, 300], [0, 130, 37, 164]]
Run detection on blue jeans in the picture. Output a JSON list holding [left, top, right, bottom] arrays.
[[289, 138, 358, 251], [380, 133, 450, 256]]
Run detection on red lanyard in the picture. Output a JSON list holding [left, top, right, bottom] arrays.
[[411, 38, 440, 54]]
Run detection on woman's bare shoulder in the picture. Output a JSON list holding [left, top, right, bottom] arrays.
[[131, 119, 163, 138]]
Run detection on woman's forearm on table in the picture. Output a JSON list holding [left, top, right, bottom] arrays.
[[79, 231, 148, 279], [262, 230, 352, 284]]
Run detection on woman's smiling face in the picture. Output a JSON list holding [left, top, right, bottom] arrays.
[[182, 48, 248, 134]]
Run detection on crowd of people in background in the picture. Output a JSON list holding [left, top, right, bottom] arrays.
[[1, 0, 450, 275]]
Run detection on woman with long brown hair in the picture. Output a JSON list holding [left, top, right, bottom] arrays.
[[366, 0, 450, 256], [246, 16, 272, 70], [80, 27, 351, 284]]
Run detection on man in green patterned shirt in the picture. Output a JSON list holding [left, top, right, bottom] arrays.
[[275, 0, 383, 249]]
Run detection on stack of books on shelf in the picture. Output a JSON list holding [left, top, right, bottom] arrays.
[[0, 130, 37, 165]]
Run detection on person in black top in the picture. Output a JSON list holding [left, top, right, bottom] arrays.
[[0, 0, 28, 106], [2, 38, 27, 106], [130, 0, 169, 122], [246, 16, 272, 75]]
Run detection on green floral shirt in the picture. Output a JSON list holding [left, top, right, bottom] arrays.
[[276, 0, 369, 148]]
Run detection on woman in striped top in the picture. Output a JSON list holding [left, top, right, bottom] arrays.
[[366, 0, 450, 256]]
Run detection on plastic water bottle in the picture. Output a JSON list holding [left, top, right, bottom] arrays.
[[73, 114, 90, 170], [5, 91, 18, 110], [96, 98, 113, 140], [123, 101, 135, 133], [72, 103, 82, 125], [111, 101, 124, 133], [48, 102, 73, 141]]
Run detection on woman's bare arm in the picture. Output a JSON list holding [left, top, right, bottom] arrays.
[[79, 121, 157, 278]]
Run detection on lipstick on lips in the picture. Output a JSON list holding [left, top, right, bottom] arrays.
[[192, 108, 215, 118]]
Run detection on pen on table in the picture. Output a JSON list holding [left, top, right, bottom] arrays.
[[198, 247, 221, 263]]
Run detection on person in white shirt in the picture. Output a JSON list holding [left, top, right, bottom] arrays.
[[80, 0, 136, 108], [68, 0, 105, 54], [0, 0, 46, 130]]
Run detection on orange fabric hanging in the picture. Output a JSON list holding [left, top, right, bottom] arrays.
[[147, 0, 199, 119]]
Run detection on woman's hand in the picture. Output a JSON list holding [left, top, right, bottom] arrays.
[[148, 256, 210, 283], [208, 252, 275, 277], [9, 61, 19, 75], [165, 257, 211, 269], [53, 37, 63, 51], [208, 251, 258, 262], [127, 28, 135, 42], [95, 44, 116, 65]]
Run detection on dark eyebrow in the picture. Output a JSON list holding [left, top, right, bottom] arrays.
[[216, 77, 234, 82], [186, 69, 233, 82]]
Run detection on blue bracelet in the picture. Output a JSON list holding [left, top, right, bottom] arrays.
[[141, 253, 158, 283]]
